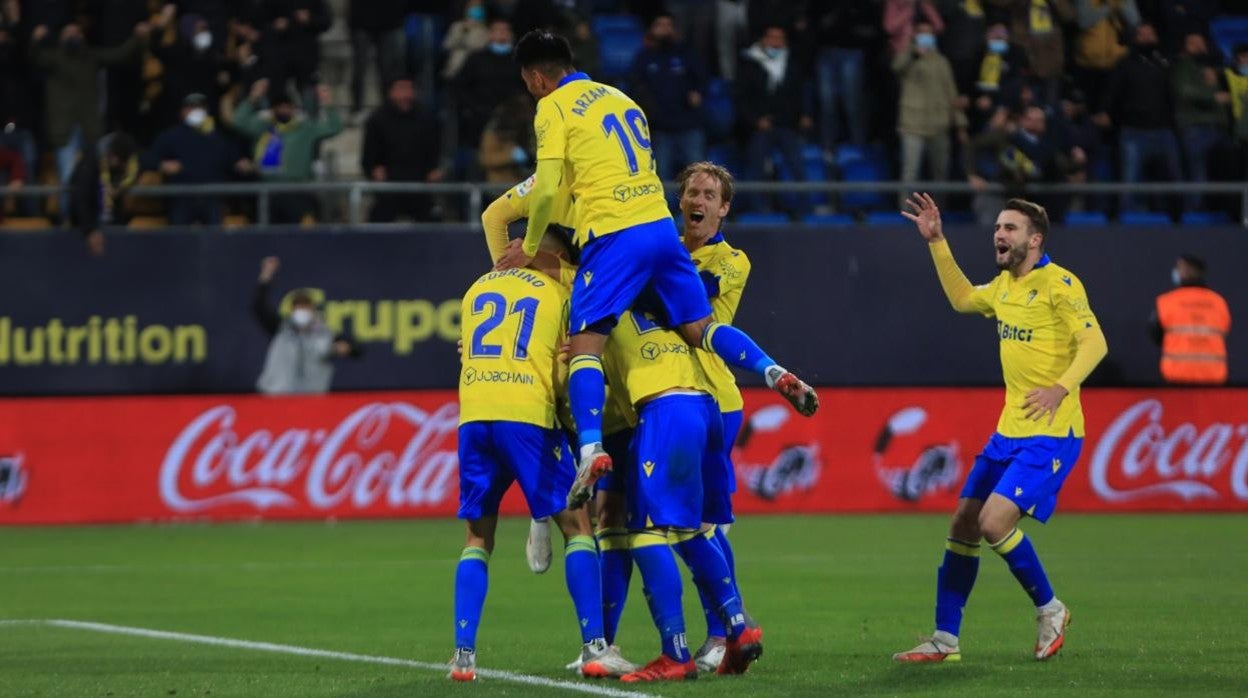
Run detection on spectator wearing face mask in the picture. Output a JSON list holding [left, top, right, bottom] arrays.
[[966, 23, 1029, 132], [1149, 254, 1230, 385], [231, 78, 343, 224], [628, 12, 707, 182], [1172, 32, 1230, 212], [68, 133, 142, 256], [451, 18, 524, 179], [253, 256, 360, 395], [884, 0, 943, 57], [143, 93, 254, 225], [442, 0, 489, 82], [893, 20, 964, 200], [151, 14, 230, 127]]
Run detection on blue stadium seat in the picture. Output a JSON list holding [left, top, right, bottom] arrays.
[[704, 78, 735, 141], [593, 16, 644, 80], [835, 144, 890, 211], [942, 211, 974, 225], [592, 14, 642, 35], [1063, 211, 1109, 226], [803, 214, 855, 226], [1210, 16, 1248, 63], [1119, 211, 1173, 226], [1180, 211, 1233, 226], [865, 212, 906, 226], [734, 213, 791, 226], [705, 144, 740, 174]]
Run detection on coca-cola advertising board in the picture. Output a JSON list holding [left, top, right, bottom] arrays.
[[1, 388, 1246, 525]]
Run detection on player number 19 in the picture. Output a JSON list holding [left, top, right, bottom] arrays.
[[602, 108, 653, 176]]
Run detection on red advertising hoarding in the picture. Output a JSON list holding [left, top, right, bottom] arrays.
[[1, 389, 1246, 525]]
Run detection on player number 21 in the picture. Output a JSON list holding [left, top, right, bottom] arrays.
[[470, 293, 539, 360], [602, 108, 653, 175]]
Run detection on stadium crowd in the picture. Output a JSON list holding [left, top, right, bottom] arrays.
[[0, 0, 1247, 232]]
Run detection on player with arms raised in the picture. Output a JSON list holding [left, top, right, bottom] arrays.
[[893, 194, 1108, 663], [495, 32, 818, 510]]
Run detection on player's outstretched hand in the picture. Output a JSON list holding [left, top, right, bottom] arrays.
[[1023, 385, 1068, 425], [494, 238, 534, 271], [901, 192, 944, 242]]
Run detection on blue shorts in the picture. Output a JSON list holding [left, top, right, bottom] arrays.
[[960, 432, 1083, 523], [596, 427, 635, 495], [457, 421, 575, 520], [720, 409, 743, 495], [627, 394, 732, 529], [571, 219, 713, 333]]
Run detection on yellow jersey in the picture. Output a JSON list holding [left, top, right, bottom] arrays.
[[688, 234, 751, 413], [956, 254, 1100, 438], [458, 267, 570, 428], [602, 309, 712, 408], [534, 72, 671, 246]]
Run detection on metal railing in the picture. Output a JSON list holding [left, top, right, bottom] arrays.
[[4, 180, 1247, 229]]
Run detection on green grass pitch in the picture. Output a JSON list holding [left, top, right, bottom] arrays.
[[3, 514, 1246, 696]]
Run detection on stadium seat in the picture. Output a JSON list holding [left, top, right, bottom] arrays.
[[1119, 211, 1173, 227], [1063, 211, 1109, 226], [704, 78, 735, 141], [705, 144, 741, 175], [865, 211, 906, 226], [0, 216, 53, 231], [1180, 211, 1233, 226], [943, 211, 974, 225], [835, 144, 890, 211], [802, 213, 855, 226], [127, 216, 169, 229], [1211, 16, 1248, 62], [593, 16, 644, 79], [734, 212, 790, 226]]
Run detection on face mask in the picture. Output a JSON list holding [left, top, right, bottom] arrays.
[[193, 31, 212, 51], [489, 42, 512, 55], [291, 308, 315, 328], [1239, 65, 1248, 77], [62, 37, 83, 54], [988, 39, 1008, 54], [185, 107, 207, 127], [915, 33, 937, 51], [467, 5, 486, 21], [763, 46, 784, 59], [1171, 269, 1182, 287]]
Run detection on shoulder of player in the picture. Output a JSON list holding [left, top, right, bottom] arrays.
[[1042, 262, 1088, 296], [468, 267, 567, 295]]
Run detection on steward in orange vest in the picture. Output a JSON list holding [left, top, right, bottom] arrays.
[[1150, 255, 1230, 384]]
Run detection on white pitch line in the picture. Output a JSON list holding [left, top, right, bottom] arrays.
[[0, 619, 658, 698]]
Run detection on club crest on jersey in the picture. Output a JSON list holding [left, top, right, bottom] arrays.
[[1027, 289, 1038, 304]]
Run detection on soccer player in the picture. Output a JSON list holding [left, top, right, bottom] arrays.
[[600, 307, 763, 682], [677, 161, 757, 672], [495, 31, 819, 510], [450, 229, 634, 681], [893, 194, 1108, 663]]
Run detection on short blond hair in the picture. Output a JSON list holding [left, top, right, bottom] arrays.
[[677, 161, 735, 204]]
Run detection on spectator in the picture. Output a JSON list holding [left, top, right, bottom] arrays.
[[349, 0, 410, 117], [231, 78, 343, 224], [884, 0, 943, 57], [715, 0, 748, 80], [165, 1, 234, 43], [564, 14, 600, 79], [1100, 22, 1180, 213], [362, 76, 443, 223], [253, 256, 359, 395], [1072, 0, 1139, 98], [1155, 0, 1220, 56], [90, 0, 154, 136], [811, 2, 882, 149], [29, 20, 150, 220], [150, 13, 231, 128], [478, 94, 534, 184], [893, 20, 963, 196], [1230, 45, 1248, 176], [963, 105, 1083, 222], [68, 133, 141, 256], [143, 93, 252, 225], [736, 24, 814, 216], [0, 142, 25, 223], [253, 0, 331, 114], [628, 13, 707, 182], [988, 0, 1074, 107], [1173, 32, 1230, 212], [966, 23, 1029, 132], [1150, 255, 1230, 385], [0, 19, 38, 216], [441, 0, 489, 82], [938, 0, 988, 101], [1052, 87, 1100, 211], [452, 18, 524, 179]]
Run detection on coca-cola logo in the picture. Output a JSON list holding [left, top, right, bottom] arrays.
[[160, 402, 460, 513], [1090, 399, 1248, 502]]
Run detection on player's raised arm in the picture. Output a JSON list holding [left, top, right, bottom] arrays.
[[481, 191, 519, 264], [902, 192, 992, 316]]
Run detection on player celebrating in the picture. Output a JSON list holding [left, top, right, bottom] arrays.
[[893, 194, 1107, 663], [450, 229, 633, 681], [678, 162, 757, 671], [495, 31, 818, 510]]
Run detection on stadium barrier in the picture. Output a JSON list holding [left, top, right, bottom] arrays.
[[1, 388, 1245, 525], [1, 225, 1244, 394]]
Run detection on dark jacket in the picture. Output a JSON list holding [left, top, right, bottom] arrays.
[[361, 101, 440, 182], [348, 0, 410, 33], [144, 122, 242, 184], [253, 0, 331, 81], [736, 46, 810, 131], [454, 48, 526, 146], [812, 2, 884, 50], [1105, 47, 1174, 130], [151, 38, 229, 120], [30, 35, 146, 146], [0, 34, 35, 130], [628, 42, 707, 132], [87, 0, 151, 47], [1172, 54, 1229, 130]]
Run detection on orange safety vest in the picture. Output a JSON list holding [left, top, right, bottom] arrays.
[[1157, 286, 1231, 384]]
